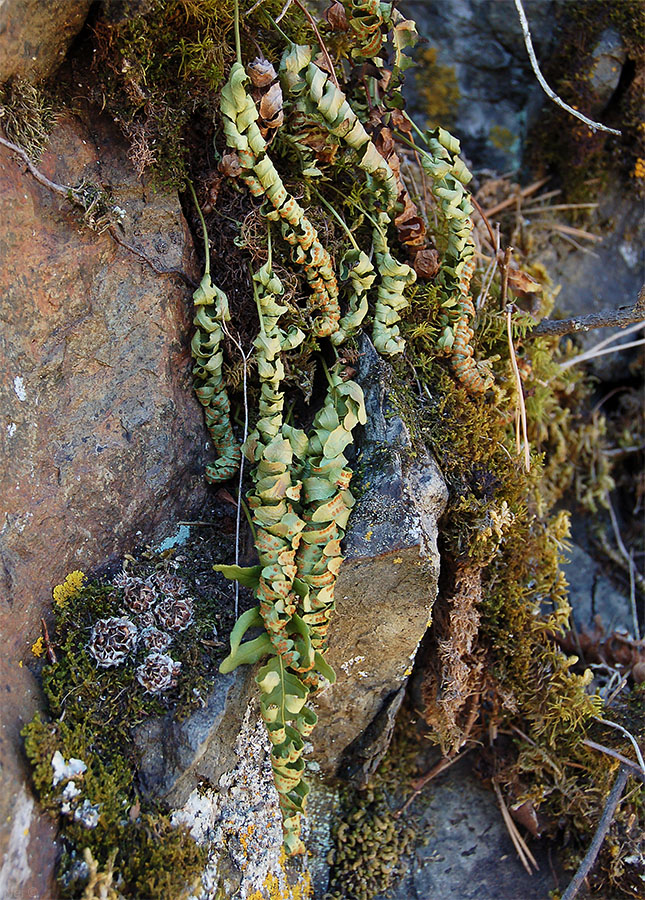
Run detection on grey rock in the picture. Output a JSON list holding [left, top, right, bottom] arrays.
[[588, 28, 628, 110], [403, 0, 559, 171], [311, 338, 448, 778], [135, 666, 256, 807], [563, 543, 633, 636], [377, 758, 560, 900], [0, 0, 92, 83]]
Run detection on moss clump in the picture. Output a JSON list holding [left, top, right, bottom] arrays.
[[327, 729, 419, 900], [83, 0, 310, 188], [22, 546, 245, 898], [0, 77, 56, 160]]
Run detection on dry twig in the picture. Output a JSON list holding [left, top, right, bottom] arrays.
[[532, 292, 645, 337], [493, 781, 539, 875], [292, 0, 339, 88], [560, 765, 629, 900], [506, 304, 531, 471], [513, 0, 621, 136], [583, 739, 645, 784]]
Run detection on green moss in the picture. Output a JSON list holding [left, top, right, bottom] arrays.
[[86, 0, 310, 187], [327, 729, 419, 900], [0, 78, 56, 160], [22, 552, 238, 898]]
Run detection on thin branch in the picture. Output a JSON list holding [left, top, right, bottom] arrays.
[[108, 227, 197, 287], [583, 740, 645, 784], [597, 717, 645, 775], [513, 0, 621, 137], [605, 493, 642, 640], [493, 781, 539, 875], [470, 194, 497, 250], [221, 322, 252, 620], [482, 177, 551, 218], [506, 304, 531, 472], [292, 0, 339, 88], [396, 746, 474, 818], [0, 133, 68, 195], [560, 765, 629, 900], [532, 296, 645, 337]]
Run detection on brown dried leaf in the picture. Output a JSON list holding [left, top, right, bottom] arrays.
[[219, 152, 241, 178], [414, 249, 441, 279], [390, 108, 412, 134], [510, 800, 541, 837], [325, 0, 349, 31], [259, 83, 284, 130], [507, 267, 542, 295], [248, 57, 276, 88]]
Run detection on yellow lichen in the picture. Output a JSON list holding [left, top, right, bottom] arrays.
[[31, 636, 45, 657], [52, 570, 86, 608], [632, 157, 645, 179], [245, 850, 312, 900]]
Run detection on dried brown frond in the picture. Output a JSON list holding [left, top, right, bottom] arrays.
[[420, 561, 486, 754]]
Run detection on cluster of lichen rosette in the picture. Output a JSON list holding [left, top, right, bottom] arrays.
[[189, 16, 494, 855]]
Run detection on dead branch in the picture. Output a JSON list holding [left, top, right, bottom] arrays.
[[560, 764, 630, 900], [583, 740, 645, 784], [531, 289, 645, 337], [513, 0, 621, 137]]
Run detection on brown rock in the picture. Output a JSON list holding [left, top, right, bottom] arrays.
[[0, 112, 210, 894], [0, 0, 92, 83]]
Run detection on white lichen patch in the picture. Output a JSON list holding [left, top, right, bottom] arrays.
[[173, 705, 310, 900], [340, 655, 365, 676], [51, 750, 87, 786], [13, 376, 27, 401]]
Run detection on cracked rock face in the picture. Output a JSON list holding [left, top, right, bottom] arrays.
[[311, 338, 448, 781], [0, 111, 209, 895]]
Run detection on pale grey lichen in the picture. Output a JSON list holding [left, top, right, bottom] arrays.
[[173, 704, 311, 900]]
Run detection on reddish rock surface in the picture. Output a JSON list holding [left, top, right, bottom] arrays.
[[0, 112, 210, 896], [0, 0, 92, 83]]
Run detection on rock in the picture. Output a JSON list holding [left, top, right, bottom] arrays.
[[404, 0, 559, 171], [588, 28, 628, 110], [0, 0, 92, 84], [135, 667, 256, 806], [311, 338, 448, 779], [0, 111, 209, 894], [563, 543, 633, 635], [376, 757, 560, 900]]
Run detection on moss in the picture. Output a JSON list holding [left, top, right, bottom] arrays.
[[81, 0, 310, 188], [0, 77, 57, 160], [326, 728, 419, 900], [22, 542, 244, 898]]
